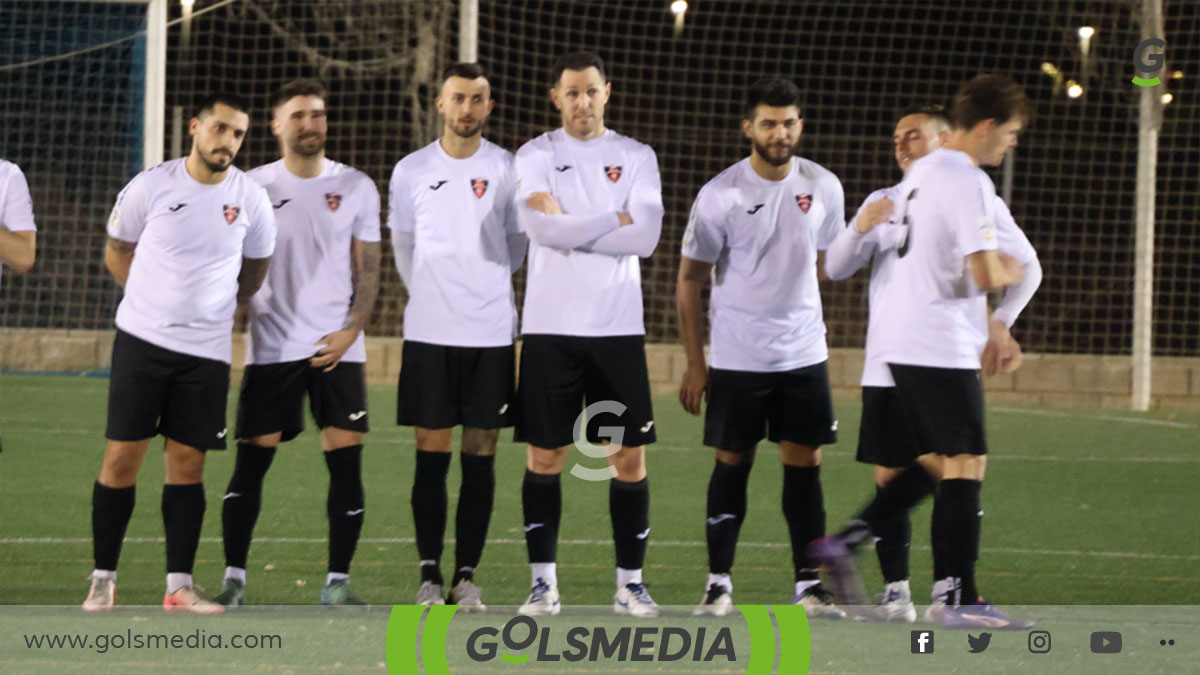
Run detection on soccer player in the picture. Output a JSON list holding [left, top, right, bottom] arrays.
[[822, 104, 1042, 623], [513, 51, 663, 617], [389, 63, 524, 611], [0, 159, 37, 280], [813, 75, 1034, 630], [83, 93, 275, 613], [678, 78, 847, 618], [213, 79, 381, 608]]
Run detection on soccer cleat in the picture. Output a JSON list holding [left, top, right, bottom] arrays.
[[517, 578, 560, 616], [794, 584, 848, 620], [447, 579, 486, 613], [163, 585, 224, 614], [924, 592, 949, 624], [857, 584, 917, 623], [212, 577, 246, 608], [807, 534, 869, 607], [942, 598, 1033, 630], [82, 576, 116, 611], [414, 581, 445, 606], [613, 582, 661, 618], [692, 583, 733, 617], [321, 578, 367, 606]]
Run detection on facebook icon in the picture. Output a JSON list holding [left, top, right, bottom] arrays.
[[911, 630, 935, 654]]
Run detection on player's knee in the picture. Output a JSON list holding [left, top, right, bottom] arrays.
[[99, 440, 149, 486], [461, 427, 499, 456], [715, 448, 754, 467], [414, 427, 453, 453], [780, 443, 821, 467], [874, 465, 903, 486], [322, 427, 364, 451], [526, 445, 567, 474], [244, 432, 283, 447], [608, 446, 646, 478]]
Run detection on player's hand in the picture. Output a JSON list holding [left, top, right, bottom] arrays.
[[856, 197, 894, 234], [526, 192, 562, 215], [981, 318, 1022, 376], [311, 329, 358, 372], [617, 212, 633, 226], [679, 363, 708, 416]]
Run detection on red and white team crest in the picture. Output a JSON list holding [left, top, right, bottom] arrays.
[[605, 165, 622, 183], [795, 194, 812, 214], [325, 193, 342, 212], [471, 178, 488, 199], [222, 204, 239, 224]]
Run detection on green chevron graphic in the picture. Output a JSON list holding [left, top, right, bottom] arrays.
[[770, 605, 812, 673]]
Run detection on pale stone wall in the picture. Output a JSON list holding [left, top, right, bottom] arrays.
[[3, 329, 1198, 411]]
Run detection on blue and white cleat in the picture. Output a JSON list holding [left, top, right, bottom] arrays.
[[942, 598, 1033, 630], [614, 582, 661, 618], [807, 535, 869, 608], [518, 577, 561, 616]]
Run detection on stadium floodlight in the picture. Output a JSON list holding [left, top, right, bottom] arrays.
[[671, 0, 688, 15], [1161, 93, 1173, 104], [1066, 81, 1083, 98], [1077, 26, 1095, 39]]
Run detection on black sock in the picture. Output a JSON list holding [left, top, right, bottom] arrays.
[[706, 459, 752, 575], [856, 464, 935, 534], [325, 444, 365, 576], [453, 453, 495, 586], [782, 465, 825, 582], [610, 477, 650, 572], [162, 483, 206, 574], [938, 478, 982, 606], [522, 470, 561, 564], [411, 449, 450, 584], [873, 484, 912, 583], [931, 490, 947, 581], [92, 482, 135, 571], [221, 442, 276, 569]]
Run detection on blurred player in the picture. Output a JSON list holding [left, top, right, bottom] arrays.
[[513, 51, 663, 617], [389, 63, 524, 610], [813, 75, 1034, 630], [84, 93, 275, 613], [678, 78, 846, 618], [212, 80, 381, 608], [823, 104, 1042, 622], [0, 158, 37, 280]]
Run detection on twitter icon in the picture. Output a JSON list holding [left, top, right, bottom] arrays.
[[967, 633, 992, 653]]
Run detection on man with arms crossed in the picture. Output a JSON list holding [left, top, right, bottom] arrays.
[[514, 51, 663, 617], [823, 103, 1041, 623], [678, 78, 846, 619], [214, 79, 381, 607], [84, 93, 275, 612], [814, 75, 1034, 630], [389, 63, 524, 611]]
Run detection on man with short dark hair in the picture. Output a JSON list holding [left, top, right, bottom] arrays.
[[212, 79, 381, 607], [513, 50, 664, 617], [84, 93, 275, 613], [389, 63, 524, 611], [814, 74, 1035, 630], [679, 77, 846, 618], [823, 102, 1041, 623]]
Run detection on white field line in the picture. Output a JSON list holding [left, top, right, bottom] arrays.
[[2, 537, 1196, 562], [991, 406, 1197, 429]]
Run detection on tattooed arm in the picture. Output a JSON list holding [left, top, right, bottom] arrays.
[[310, 239, 380, 371]]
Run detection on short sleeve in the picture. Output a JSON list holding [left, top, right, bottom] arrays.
[[242, 184, 276, 258], [106, 172, 151, 243], [1, 165, 36, 232], [352, 174, 382, 243], [513, 142, 552, 202], [993, 196, 1036, 264], [815, 170, 845, 250], [387, 161, 416, 234], [501, 155, 520, 234], [681, 185, 725, 264], [948, 173, 998, 254]]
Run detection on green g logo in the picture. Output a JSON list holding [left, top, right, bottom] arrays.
[[1132, 38, 1166, 87]]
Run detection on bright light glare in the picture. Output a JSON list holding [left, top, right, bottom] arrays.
[[181, 0, 195, 8], [1066, 82, 1084, 98], [1077, 26, 1095, 40], [1161, 93, 1173, 104], [671, 0, 688, 16]]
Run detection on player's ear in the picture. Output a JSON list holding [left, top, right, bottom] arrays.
[[797, 119, 805, 136], [741, 118, 752, 140], [549, 87, 562, 111], [435, 95, 445, 116], [486, 98, 495, 115], [603, 81, 612, 99], [188, 116, 201, 137]]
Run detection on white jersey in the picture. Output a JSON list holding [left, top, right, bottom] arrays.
[[866, 148, 999, 373], [388, 138, 520, 347], [837, 183, 1037, 386], [682, 157, 845, 372], [245, 158, 381, 365], [515, 128, 664, 336], [1, 159, 37, 292], [107, 158, 276, 363]]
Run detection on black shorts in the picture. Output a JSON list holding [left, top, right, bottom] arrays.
[[888, 363, 987, 456], [105, 330, 231, 451], [514, 334, 656, 449], [856, 386, 923, 468], [236, 360, 368, 442], [396, 341, 515, 430], [703, 361, 838, 452]]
